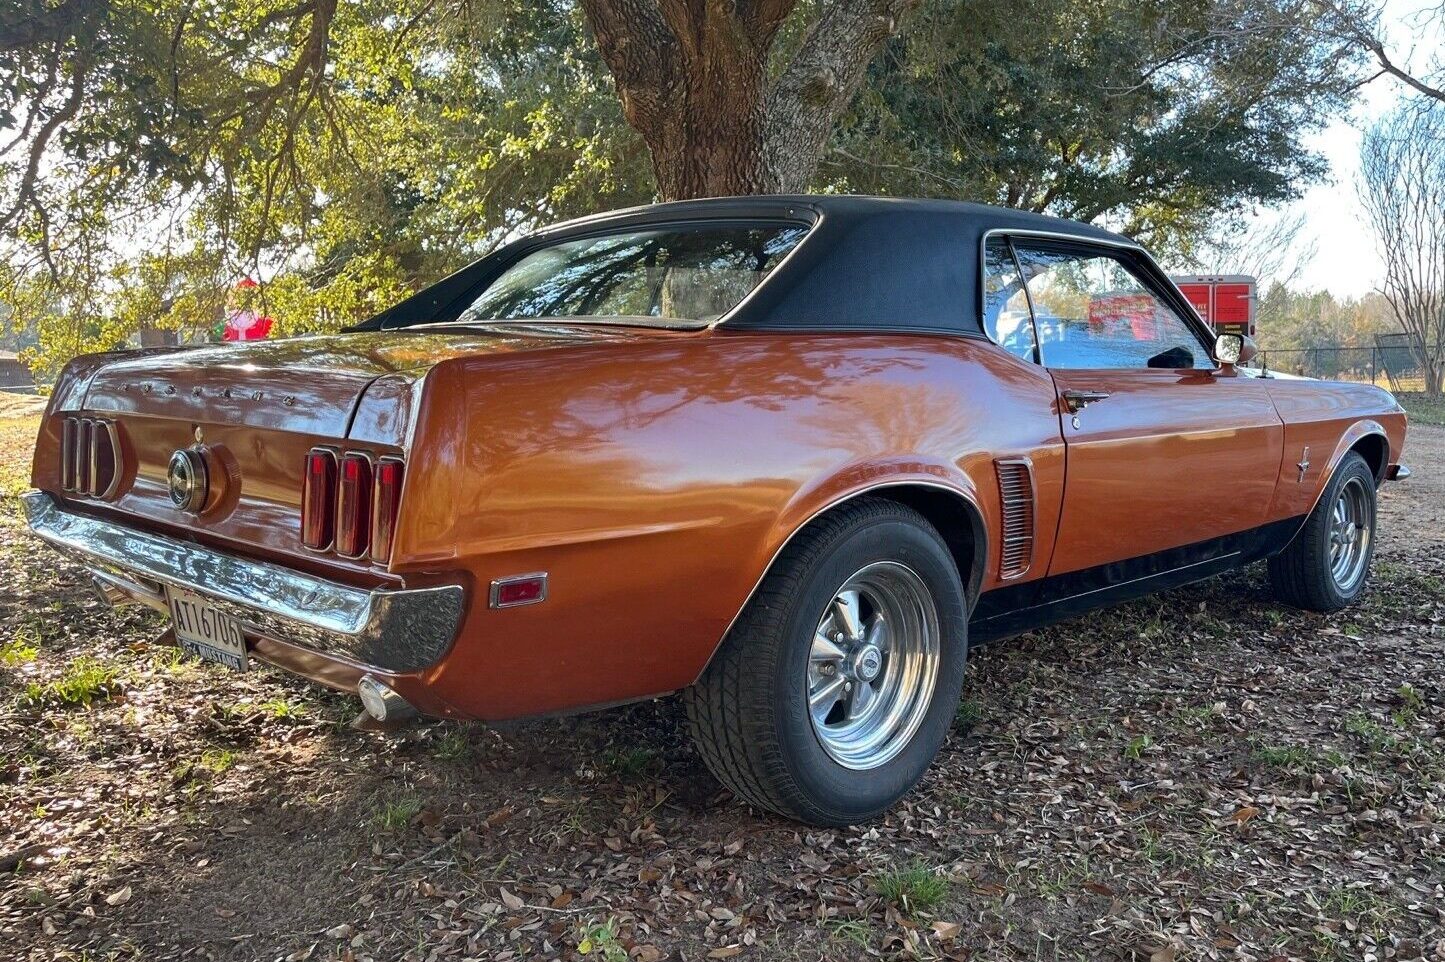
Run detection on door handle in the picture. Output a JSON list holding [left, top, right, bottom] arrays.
[[1062, 389, 1111, 414]]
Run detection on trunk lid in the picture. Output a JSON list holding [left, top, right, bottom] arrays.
[[82, 327, 633, 434], [46, 325, 664, 573]]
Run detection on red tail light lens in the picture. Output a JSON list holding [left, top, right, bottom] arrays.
[[301, 448, 403, 562], [76, 419, 94, 494], [490, 574, 548, 608], [369, 458, 404, 565], [335, 453, 373, 558], [90, 420, 117, 497], [60, 418, 78, 491], [301, 448, 338, 550], [59, 416, 122, 498]]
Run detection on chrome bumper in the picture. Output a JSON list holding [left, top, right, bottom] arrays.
[[21, 491, 464, 674], [1387, 463, 1411, 481]]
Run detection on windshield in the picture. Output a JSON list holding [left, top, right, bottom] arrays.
[[450, 222, 808, 328]]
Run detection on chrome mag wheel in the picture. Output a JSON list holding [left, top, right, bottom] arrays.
[[1329, 475, 1372, 592], [806, 561, 941, 770]]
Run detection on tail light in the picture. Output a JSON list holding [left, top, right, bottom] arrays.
[[300, 448, 404, 564], [334, 453, 373, 558], [90, 419, 118, 497], [369, 458, 404, 564], [59, 416, 120, 499], [60, 418, 78, 491], [76, 419, 93, 494], [301, 448, 338, 550]]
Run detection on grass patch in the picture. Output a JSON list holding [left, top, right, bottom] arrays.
[[258, 696, 306, 719], [872, 862, 950, 913], [599, 746, 658, 780], [1398, 392, 1445, 426], [1393, 683, 1424, 727], [1, 634, 38, 666], [954, 699, 983, 734], [19, 656, 118, 707], [1135, 827, 1182, 868], [370, 795, 423, 831], [1344, 711, 1398, 753], [1123, 733, 1152, 760], [0, 415, 40, 498], [1251, 744, 1314, 768], [1034, 859, 1092, 901], [431, 726, 474, 762], [1172, 703, 1221, 727], [149, 645, 192, 673], [1316, 885, 1398, 937], [198, 748, 237, 774], [577, 918, 628, 961], [824, 918, 872, 947]]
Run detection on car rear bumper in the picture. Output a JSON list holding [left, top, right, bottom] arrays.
[[1387, 463, 1411, 481], [21, 491, 464, 675]]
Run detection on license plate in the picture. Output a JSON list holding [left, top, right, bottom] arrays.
[[166, 587, 248, 671]]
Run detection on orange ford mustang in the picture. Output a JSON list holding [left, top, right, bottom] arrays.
[[24, 196, 1411, 825]]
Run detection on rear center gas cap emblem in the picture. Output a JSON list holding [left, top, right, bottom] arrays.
[[167, 449, 209, 513]]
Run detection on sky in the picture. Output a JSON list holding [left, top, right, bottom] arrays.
[[1270, 0, 1440, 297]]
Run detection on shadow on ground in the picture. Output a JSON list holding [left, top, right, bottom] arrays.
[[1, 423, 1443, 962]]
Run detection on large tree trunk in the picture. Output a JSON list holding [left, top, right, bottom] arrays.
[[634, 43, 779, 198], [581, 0, 918, 201]]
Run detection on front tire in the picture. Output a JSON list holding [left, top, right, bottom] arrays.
[[684, 498, 969, 826], [1268, 451, 1378, 612]]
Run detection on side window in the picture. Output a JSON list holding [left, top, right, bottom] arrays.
[[982, 238, 1037, 363], [1013, 245, 1211, 370]]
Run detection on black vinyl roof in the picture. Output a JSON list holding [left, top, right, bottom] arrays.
[[358, 195, 1139, 336]]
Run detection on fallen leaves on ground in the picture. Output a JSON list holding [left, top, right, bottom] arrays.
[[2, 424, 1444, 961]]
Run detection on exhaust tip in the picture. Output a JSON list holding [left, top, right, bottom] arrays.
[[90, 573, 130, 608], [357, 675, 415, 724]]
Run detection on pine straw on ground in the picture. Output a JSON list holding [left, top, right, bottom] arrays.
[[0, 419, 1442, 962]]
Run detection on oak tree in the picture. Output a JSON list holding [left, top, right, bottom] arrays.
[[580, 0, 918, 198], [0, 0, 1386, 372]]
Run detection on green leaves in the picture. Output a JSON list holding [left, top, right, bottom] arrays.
[[0, 0, 1367, 375], [828, 0, 1355, 254], [1, 0, 653, 366]]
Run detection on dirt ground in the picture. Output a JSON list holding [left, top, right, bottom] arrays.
[[1, 412, 1442, 962]]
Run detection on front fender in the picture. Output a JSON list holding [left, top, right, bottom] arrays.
[[1264, 380, 1406, 529]]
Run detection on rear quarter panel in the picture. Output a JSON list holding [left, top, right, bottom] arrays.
[[393, 331, 1064, 720]]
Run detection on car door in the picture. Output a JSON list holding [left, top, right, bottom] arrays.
[[1003, 237, 1284, 577]]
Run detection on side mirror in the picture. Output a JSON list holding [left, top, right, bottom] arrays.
[[1214, 333, 1258, 371]]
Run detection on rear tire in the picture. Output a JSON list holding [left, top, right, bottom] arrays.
[[684, 498, 969, 826], [1268, 451, 1377, 612]]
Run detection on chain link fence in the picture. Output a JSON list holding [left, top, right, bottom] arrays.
[[1257, 337, 1440, 394]]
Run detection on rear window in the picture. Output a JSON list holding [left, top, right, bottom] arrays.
[[453, 223, 808, 329]]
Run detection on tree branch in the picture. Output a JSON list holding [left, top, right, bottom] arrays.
[[0, 59, 87, 233], [764, 0, 922, 191], [1323, 0, 1445, 103], [579, 0, 682, 141], [0, 0, 107, 53]]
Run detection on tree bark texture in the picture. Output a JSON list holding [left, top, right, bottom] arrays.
[[581, 0, 918, 200]]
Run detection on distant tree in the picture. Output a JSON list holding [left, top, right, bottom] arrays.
[[1359, 101, 1445, 395], [1251, 284, 1396, 352], [1177, 213, 1317, 304]]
